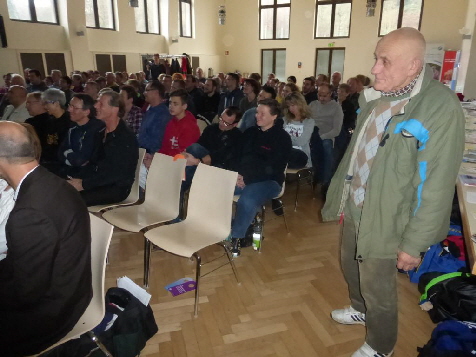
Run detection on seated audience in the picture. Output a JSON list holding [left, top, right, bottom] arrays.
[[71, 74, 84, 93], [41, 88, 72, 174], [105, 72, 120, 92], [331, 71, 342, 100], [27, 69, 48, 92], [239, 85, 276, 132], [282, 92, 314, 168], [0, 121, 91, 356], [68, 91, 138, 206], [120, 85, 143, 137], [126, 79, 146, 108], [302, 76, 318, 104], [217, 73, 245, 115], [334, 83, 358, 167], [58, 93, 105, 178], [185, 74, 204, 114], [287, 75, 297, 84], [347, 76, 363, 112], [95, 76, 107, 90], [239, 78, 260, 114], [198, 77, 221, 121], [170, 79, 197, 115], [84, 80, 100, 101], [59, 75, 75, 105], [25, 92, 49, 147], [50, 69, 62, 88], [159, 89, 200, 157], [138, 80, 171, 187], [2, 85, 30, 122], [275, 82, 286, 103], [196, 67, 206, 84], [183, 106, 242, 191], [230, 99, 292, 256]]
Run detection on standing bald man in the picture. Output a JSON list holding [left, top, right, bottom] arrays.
[[0, 121, 92, 355], [322, 28, 465, 356]]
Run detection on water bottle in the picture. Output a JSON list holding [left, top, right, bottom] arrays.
[[252, 214, 262, 250]]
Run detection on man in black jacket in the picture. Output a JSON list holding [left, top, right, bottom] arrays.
[[230, 99, 292, 256], [0, 121, 92, 356], [68, 91, 138, 206]]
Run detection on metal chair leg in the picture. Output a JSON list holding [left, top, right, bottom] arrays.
[[259, 206, 266, 252], [221, 243, 241, 284], [143, 238, 151, 288], [192, 252, 201, 317], [294, 170, 302, 211], [87, 331, 112, 357]]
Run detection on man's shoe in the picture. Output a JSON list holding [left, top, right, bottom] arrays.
[[271, 198, 284, 216], [231, 238, 241, 257], [351, 343, 393, 357], [331, 306, 366, 325]]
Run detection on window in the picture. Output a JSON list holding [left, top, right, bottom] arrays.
[[315, 0, 351, 38], [85, 0, 116, 30], [179, 0, 192, 38], [259, 0, 291, 40], [134, 0, 160, 34], [7, 0, 59, 24], [261, 49, 286, 83], [379, 0, 423, 36], [95, 54, 127, 75], [315, 47, 345, 79], [20, 52, 66, 78]]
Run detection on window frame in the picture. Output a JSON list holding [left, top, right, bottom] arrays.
[[378, 0, 424, 37], [261, 48, 287, 81], [259, 0, 291, 41], [86, 0, 116, 31], [7, 0, 60, 25], [179, 0, 193, 38], [314, 0, 352, 39], [135, 0, 161, 34], [314, 47, 346, 79]]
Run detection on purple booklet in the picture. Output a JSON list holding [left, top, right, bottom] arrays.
[[168, 280, 197, 296]]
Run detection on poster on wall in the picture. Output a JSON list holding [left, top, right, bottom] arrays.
[[441, 50, 461, 91], [424, 43, 445, 81]]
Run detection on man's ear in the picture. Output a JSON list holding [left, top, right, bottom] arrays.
[[409, 58, 423, 78]]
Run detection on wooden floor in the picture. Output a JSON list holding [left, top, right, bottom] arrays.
[[104, 181, 435, 357]]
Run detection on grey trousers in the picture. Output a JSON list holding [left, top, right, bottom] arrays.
[[341, 209, 398, 354]]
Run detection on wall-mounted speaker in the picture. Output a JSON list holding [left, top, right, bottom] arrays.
[[0, 16, 7, 48]]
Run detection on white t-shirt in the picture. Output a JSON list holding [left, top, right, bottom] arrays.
[[0, 179, 15, 260]]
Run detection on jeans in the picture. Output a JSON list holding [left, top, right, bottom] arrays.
[[310, 127, 324, 182], [316, 138, 334, 185], [340, 204, 398, 354], [231, 180, 281, 238]]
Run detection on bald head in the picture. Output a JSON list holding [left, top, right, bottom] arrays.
[[8, 85, 27, 107], [371, 27, 426, 93], [0, 121, 36, 164]]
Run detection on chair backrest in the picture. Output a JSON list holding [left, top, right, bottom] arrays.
[[128, 148, 146, 203], [144, 153, 186, 215], [89, 213, 114, 318], [186, 164, 238, 238], [197, 119, 208, 134]]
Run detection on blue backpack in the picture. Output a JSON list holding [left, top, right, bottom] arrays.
[[417, 320, 476, 356]]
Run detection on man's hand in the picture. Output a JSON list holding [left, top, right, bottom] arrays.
[[396, 250, 421, 271], [236, 174, 246, 189], [67, 178, 84, 192], [183, 152, 200, 166], [143, 153, 154, 169]]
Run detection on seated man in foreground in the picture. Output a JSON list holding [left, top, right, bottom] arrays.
[[230, 99, 291, 256], [182, 106, 242, 191], [68, 90, 139, 206], [0, 121, 92, 356]]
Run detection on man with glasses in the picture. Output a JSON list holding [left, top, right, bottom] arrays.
[[67, 91, 138, 206], [58, 93, 105, 178], [137, 80, 171, 188], [309, 83, 343, 196], [25, 92, 49, 148]]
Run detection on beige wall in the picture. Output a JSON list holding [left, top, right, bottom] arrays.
[[0, 0, 470, 89], [0, 0, 224, 77], [222, 0, 468, 85]]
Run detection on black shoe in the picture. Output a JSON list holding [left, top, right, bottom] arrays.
[[239, 235, 253, 248], [231, 238, 241, 257], [271, 198, 284, 216]]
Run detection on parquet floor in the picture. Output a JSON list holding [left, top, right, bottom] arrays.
[[104, 181, 435, 357]]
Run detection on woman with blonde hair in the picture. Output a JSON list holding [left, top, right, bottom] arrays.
[[282, 92, 314, 168]]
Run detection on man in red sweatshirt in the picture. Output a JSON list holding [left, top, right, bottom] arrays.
[[159, 89, 200, 157]]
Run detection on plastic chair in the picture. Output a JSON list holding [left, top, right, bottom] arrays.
[[286, 166, 314, 211], [144, 164, 240, 317], [88, 148, 146, 213], [35, 213, 114, 356], [102, 154, 186, 285]]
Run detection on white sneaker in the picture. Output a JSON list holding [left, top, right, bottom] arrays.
[[351, 343, 393, 357], [331, 306, 366, 325]]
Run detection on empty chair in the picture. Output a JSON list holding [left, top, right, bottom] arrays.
[[88, 148, 146, 213], [102, 153, 186, 285], [35, 213, 114, 356], [144, 164, 239, 316]]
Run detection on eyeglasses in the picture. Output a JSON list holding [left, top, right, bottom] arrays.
[[68, 104, 83, 110], [219, 117, 234, 127]]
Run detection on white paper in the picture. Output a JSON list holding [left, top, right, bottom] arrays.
[[466, 191, 476, 204], [117, 276, 151, 306]]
